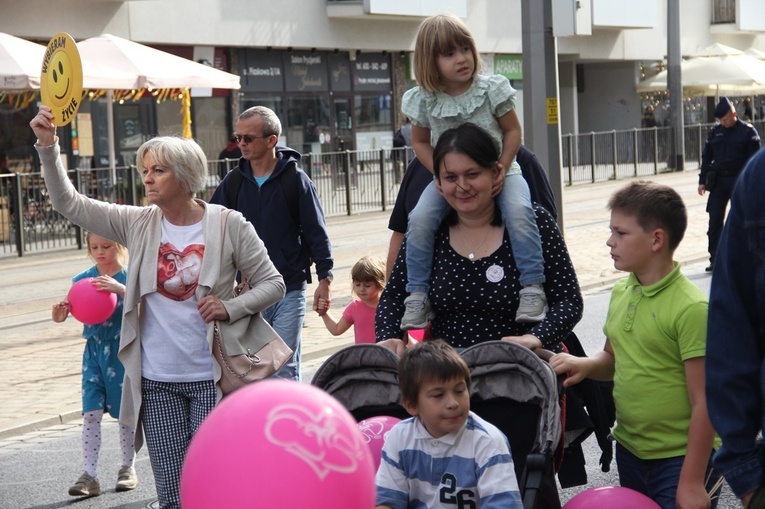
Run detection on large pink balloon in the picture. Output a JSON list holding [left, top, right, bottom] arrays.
[[67, 278, 117, 325], [357, 415, 401, 471], [564, 486, 661, 509], [181, 380, 376, 509]]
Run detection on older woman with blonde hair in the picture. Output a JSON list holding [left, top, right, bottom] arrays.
[[31, 105, 285, 509]]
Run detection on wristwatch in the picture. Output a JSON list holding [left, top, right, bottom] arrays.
[[321, 271, 334, 283]]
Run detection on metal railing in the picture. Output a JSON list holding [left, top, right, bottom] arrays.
[[0, 149, 408, 257], [3, 121, 764, 258], [562, 121, 765, 185]]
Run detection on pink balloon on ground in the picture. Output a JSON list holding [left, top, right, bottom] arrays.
[[181, 379, 376, 509], [357, 415, 401, 471], [563, 485, 661, 509], [67, 278, 117, 325]]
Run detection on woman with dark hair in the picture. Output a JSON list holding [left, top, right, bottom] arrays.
[[376, 123, 583, 354]]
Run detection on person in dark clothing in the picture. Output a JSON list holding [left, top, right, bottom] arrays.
[[385, 146, 558, 278], [698, 97, 761, 272], [209, 106, 334, 381], [706, 147, 765, 509], [217, 140, 241, 179]]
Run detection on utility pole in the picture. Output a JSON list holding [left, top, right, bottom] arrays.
[[668, 0, 684, 170], [521, 0, 564, 234]]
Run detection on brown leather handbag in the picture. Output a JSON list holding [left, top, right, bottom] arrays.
[[213, 211, 292, 395]]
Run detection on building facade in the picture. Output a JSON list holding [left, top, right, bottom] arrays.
[[1, 0, 763, 170]]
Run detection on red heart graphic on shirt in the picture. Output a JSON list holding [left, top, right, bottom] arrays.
[[157, 242, 205, 301]]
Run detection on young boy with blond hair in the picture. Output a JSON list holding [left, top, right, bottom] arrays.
[[550, 181, 720, 509], [375, 340, 521, 509]]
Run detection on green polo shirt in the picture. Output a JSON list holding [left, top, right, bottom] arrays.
[[604, 262, 714, 459]]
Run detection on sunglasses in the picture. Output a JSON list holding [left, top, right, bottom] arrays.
[[233, 134, 272, 144]]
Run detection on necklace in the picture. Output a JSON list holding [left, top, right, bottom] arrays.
[[457, 223, 492, 261]]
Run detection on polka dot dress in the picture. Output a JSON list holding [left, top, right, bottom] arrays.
[[376, 206, 583, 350]]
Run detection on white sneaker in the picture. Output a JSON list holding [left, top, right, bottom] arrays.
[[400, 292, 434, 330], [516, 285, 547, 322]]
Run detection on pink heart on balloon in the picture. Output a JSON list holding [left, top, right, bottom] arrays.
[[265, 403, 367, 480]]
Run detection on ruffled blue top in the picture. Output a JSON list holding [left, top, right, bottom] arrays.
[[401, 74, 518, 173]]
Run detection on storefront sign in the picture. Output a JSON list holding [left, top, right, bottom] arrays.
[[239, 49, 284, 92], [285, 51, 328, 92], [494, 54, 523, 81], [353, 53, 391, 92], [329, 52, 351, 92]]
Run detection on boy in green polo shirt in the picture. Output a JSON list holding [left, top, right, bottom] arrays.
[[550, 181, 720, 509]]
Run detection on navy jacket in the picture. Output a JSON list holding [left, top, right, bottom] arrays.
[[707, 147, 765, 498], [699, 119, 760, 184], [209, 146, 333, 292]]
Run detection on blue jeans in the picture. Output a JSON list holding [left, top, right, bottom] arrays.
[[405, 172, 544, 293], [616, 442, 720, 509], [261, 289, 306, 381]]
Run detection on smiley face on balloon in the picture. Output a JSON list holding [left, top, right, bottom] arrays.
[[40, 32, 83, 126]]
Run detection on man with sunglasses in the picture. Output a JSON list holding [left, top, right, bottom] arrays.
[[210, 106, 334, 381]]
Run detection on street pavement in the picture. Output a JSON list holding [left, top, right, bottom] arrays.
[[0, 168, 724, 505]]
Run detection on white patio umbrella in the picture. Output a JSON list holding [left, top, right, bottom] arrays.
[[77, 34, 240, 183], [78, 34, 240, 90], [636, 51, 765, 97], [0, 32, 138, 91], [0, 33, 44, 89]]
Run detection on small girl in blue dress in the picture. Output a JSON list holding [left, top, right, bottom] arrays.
[[52, 232, 137, 498]]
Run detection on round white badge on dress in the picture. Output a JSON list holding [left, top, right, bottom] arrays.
[[486, 264, 504, 283]]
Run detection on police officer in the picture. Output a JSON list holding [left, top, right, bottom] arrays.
[[698, 97, 761, 271]]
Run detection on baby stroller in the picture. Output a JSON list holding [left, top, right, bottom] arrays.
[[311, 343, 409, 421], [461, 341, 562, 509], [312, 341, 562, 508]]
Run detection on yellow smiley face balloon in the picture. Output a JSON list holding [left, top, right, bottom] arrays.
[[40, 33, 83, 127]]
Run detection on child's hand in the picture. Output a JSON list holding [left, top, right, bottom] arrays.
[[52, 300, 70, 323], [549, 352, 587, 388], [316, 298, 329, 316], [490, 163, 506, 198], [93, 275, 125, 297]]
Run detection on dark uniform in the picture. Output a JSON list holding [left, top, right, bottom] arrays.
[[699, 102, 760, 268]]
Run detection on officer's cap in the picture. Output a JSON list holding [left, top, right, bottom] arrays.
[[714, 97, 734, 118]]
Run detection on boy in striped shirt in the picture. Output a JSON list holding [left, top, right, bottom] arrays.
[[375, 340, 522, 508]]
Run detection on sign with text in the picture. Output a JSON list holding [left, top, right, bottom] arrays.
[[285, 51, 328, 92], [494, 54, 523, 81], [353, 53, 391, 92], [239, 49, 284, 92]]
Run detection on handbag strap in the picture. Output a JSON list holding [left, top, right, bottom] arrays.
[[220, 209, 230, 243], [215, 208, 232, 346]]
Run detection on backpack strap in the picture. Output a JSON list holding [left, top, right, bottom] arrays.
[[280, 164, 313, 284], [223, 167, 244, 208], [280, 165, 300, 230]]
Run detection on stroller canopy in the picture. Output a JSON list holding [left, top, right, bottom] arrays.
[[311, 344, 407, 421], [460, 341, 561, 457]]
